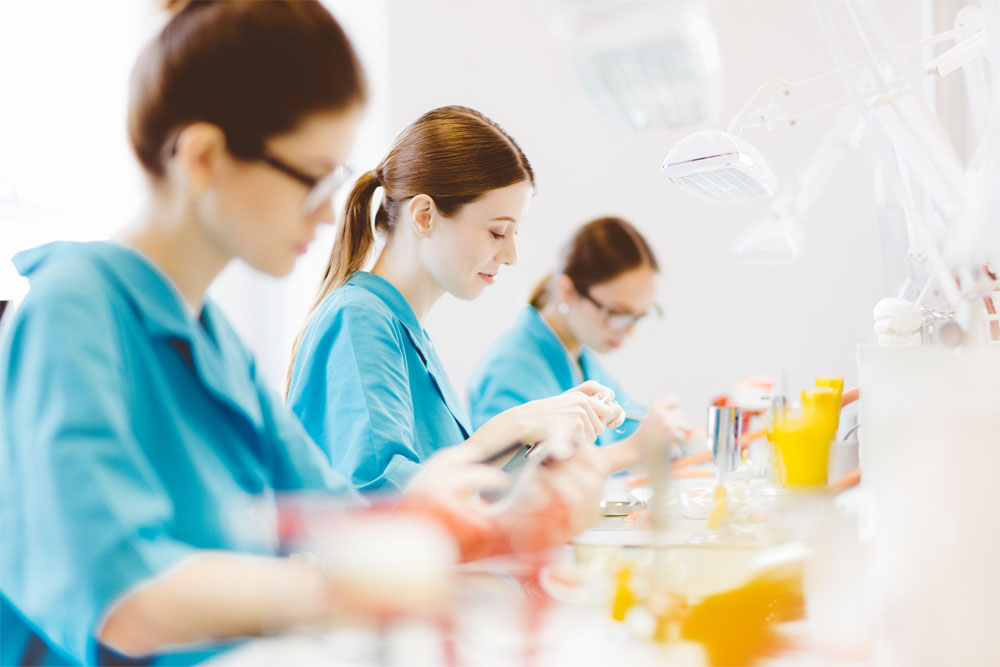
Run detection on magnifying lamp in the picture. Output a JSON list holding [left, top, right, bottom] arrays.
[[663, 3, 989, 281], [660, 129, 777, 203], [553, 0, 722, 131]]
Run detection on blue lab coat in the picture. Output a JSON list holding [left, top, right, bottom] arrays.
[[467, 305, 643, 446], [288, 271, 472, 494], [0, 242, 358, 666]]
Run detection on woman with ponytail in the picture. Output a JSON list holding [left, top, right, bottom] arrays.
[[1, 5, 612, 664], [468, 217, 689, 468], [287, 106, 625, 492]]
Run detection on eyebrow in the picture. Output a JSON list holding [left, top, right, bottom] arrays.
[[489, 216, 517, 223]]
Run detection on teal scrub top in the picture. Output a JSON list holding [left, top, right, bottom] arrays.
[[0, 242, 359, 666], [467, 305, 643, 446], [288, 271, 472, 494]]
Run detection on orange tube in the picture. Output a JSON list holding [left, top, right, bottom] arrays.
[[841, 387, 859, 407], [828, 467, 861, 492]]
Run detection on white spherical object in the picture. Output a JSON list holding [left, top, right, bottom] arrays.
[[315, 513, 458, 614]]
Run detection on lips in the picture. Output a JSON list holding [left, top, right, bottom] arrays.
[[478, 273, 496, 285]]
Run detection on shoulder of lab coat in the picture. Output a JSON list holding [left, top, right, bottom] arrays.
[[468, 305, 643, 444], [0, 241, 358, 665], [288, 271, 471, 494]]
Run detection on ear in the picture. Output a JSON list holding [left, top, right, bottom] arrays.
[[170, 122, 228, 193], [407, 194, 436, 238], [555, 273, 576, 303]]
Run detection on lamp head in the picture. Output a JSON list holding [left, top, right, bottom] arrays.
[[661, 129, 778, 203]]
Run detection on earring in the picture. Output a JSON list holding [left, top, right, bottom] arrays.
[[557, 302, 569, 315]]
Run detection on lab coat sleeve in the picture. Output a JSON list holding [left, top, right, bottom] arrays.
[[249, 357, 365, 503], [468, 350, 561, 430], [290, 301, 422, 494], [0, 285, 195, 664]]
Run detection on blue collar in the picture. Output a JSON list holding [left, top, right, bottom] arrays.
[[345, 271, 471, 437], [15, 241, 265, 430], [345, 271, 424, 343], [15, 241, 198, 342], [518, 306, 585, 387]]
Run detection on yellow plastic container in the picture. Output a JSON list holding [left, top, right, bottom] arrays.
[[814, 377, 844, 429], [771, 413, 831, 487], [815, 376, 844, 397], [802, 387, 840, 435]]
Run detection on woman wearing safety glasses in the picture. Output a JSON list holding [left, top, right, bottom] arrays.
[[0, 3, 614, 664], [469, 217, 689, 466]]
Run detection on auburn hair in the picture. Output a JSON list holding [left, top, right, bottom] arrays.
[[529, 216, 658, 309], [288, 105, 534, 389], [128, 0, 366, 177]]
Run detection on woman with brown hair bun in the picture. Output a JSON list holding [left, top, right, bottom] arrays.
[[0, 4, 611, 664], [287, 106, 627, 493], [469, 216, 690, 470]]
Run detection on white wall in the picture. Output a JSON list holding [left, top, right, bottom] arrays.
[[0, 1, 156, 300], [386, 0, 967, 420], [0, 0, 969, 421]]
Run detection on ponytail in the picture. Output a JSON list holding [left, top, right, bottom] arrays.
[[325, 170, 383, 293], [286, 170, 383, 393], [529, 272, 554, 310]]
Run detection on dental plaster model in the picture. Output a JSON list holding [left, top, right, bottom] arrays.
[[872, 297, 922, 347]]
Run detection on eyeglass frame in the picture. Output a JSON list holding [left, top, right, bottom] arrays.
[[166, 136, 353, 215], [577, 289, 662, 331], [258, 153, 354, 215]]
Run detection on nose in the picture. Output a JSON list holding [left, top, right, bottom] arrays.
[[497, 236, 518, 266]]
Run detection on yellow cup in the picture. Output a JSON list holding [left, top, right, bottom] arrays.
[[771, 413, 831, 487], [815, 377, 844, 405], [802, 386, 840, 434]]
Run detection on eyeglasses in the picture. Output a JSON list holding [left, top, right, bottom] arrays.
[[165, 137, 354, 215], [579, 290, 663, 332], [259, 152, 354, 215]]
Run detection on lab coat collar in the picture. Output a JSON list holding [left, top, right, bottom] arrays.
[[345, 271, 423, 339], [14, 241, 265, 430], [15, 241, 193, 341], [519, 306, 583, 387], [346, 271, 472, 437]]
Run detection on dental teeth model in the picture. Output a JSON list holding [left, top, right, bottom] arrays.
[[872, 297, 922, 347]]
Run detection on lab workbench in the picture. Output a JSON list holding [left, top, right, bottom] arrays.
[[209, 472, 867, 666]]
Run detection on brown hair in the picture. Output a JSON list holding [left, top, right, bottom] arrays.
[[287, 105, 534, 389], [128, 0, 366, 178], [529, 216, 659, 309]]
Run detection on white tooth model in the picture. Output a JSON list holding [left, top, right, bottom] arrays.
[[872, 297, 922, 347], [315, 513, 458, 614]]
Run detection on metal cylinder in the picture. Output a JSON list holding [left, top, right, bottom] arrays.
[[707, 406, 742, 472]]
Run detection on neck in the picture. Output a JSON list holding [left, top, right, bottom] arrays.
[[117, 189, 231, 312], [540, 303, 581, 358], [370, 236, 443, 322]]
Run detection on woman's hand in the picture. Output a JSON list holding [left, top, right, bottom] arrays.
[[406, 439, 512, 507], [634, 395, 691, 449], [485, 428, 609, 554], [404, 425, 612, 559], [598, 395, 691, 472], [471, 381, 625, 456]]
